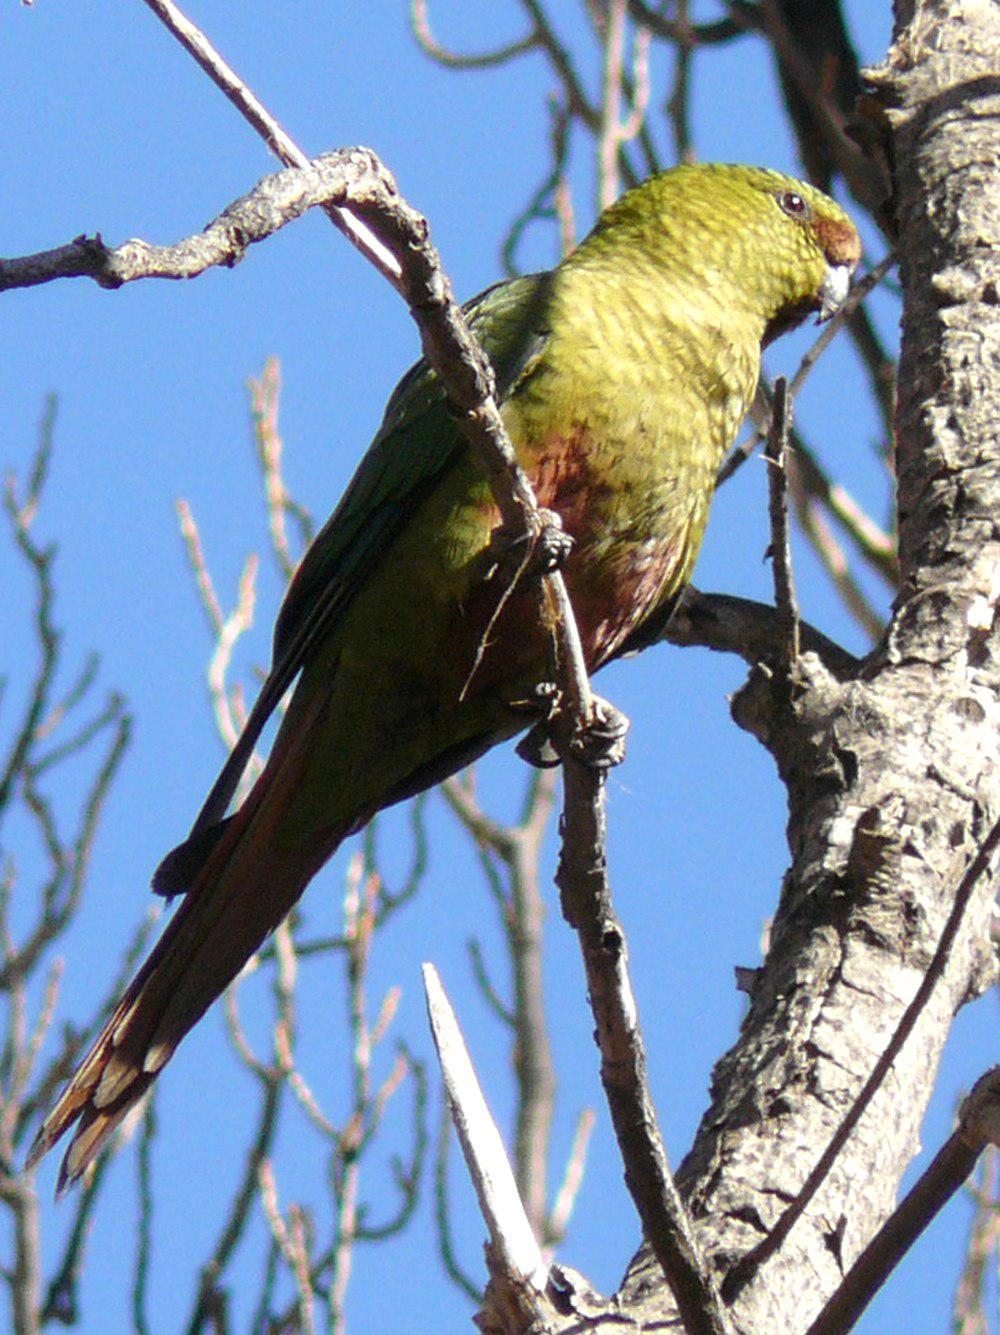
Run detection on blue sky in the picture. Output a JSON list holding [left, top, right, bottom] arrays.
[[2, 2, 993, 1331]]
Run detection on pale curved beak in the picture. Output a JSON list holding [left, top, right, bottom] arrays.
[[817, 262, 853, 323]]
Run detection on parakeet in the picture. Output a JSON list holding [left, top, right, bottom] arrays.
[[30, 164, 859, 1190]]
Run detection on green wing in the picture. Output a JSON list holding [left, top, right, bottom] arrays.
[[153, 271, 554, 894], [272, 271, 554, 667]]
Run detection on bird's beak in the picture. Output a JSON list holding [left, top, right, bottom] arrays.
[[816, 263, 853, 323]]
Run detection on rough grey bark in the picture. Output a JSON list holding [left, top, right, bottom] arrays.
[[612, 2, 1000, 1328]]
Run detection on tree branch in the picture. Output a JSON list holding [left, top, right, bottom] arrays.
[[138, 0, 401, 283], [422, 965, 553, 1327], [658, 587, 859, 678], [764, 378, 800, 664], [556, 760, 731, 1335]]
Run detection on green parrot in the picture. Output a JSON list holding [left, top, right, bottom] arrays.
[[31, 164, 859, 1190]]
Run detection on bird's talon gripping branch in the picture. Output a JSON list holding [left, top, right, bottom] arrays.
[[521, 696, 629, 771], [531, 509, 575, 574], [566, 696, 630, 770], [485, 509, 574, 583]]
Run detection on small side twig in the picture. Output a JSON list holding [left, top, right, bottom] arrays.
[[139, 0, 401, 283], [442, 767, 560, 1236], [410, 0, 538, 70], [249, 358, 314, 579], [953, 1142, 999, 1332], [501, 95, 574, 275], [258, 1162, 315, 1335], [39, 1154, 112, 1324], [185, 1077, 283, 1331], [132, 1097, 157, 1335], [764, 377, 800, 664], [665, 0, 695, 162], [596, 0, 651, 210], [546, 1107, 595, 1248], [176, 499, 261, 772], [433, 1098, 483, 1302]]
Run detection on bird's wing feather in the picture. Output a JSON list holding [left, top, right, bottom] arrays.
[[153, 272, 553, 893]]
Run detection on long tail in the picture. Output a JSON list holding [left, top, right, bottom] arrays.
[[28, 699, 347, 1192]]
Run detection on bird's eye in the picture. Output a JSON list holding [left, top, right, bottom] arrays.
[[778, 190, 810, 220]]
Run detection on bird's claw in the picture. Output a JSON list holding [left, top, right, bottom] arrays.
[[486, 510, 574, 582], [530, 510, 575, 574], [565, 695, 630, 769], [514, 691, 629, 771]]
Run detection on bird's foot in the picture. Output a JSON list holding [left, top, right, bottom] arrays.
[[514, 689, 629, 771], [564, 694, 630, 770], [486, 509, 574, 583]]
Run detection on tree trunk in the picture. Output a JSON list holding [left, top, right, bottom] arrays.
[[611, 2, 1000, 1327]]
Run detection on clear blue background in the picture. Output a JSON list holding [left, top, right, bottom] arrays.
[[2, 3, 993, 1331]]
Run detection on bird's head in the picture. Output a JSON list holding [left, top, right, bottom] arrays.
[[577, 163, 861, 345]]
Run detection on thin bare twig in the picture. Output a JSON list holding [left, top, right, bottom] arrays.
[[789, 440, 897, 584], [410, 0, 538, 69], [132, 1098, 156, 1335], [433, 1098, 483, 1302], [466, 937, 515, 1028], [665, 0, 695, 162], [258, 1162, 316, 1335], [546, 1107, 595, 1247], [786, 459, 888, 643], [953, 1143, 999, 1333], [519, 0, 600, 132], [507, 771, 559, 1234], [627, 0, 747, 45], [597, 0, 651, 209], [39, 1155, 113, 1324], [556, 758, 731, 1335], [139, 0, 400, 283], [186, 1076, 283, 1333], [250, 358, 314, 580], [765, 378, 800, 664], [501, 97, 574, 275], [441, 766, 561, 1237]]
